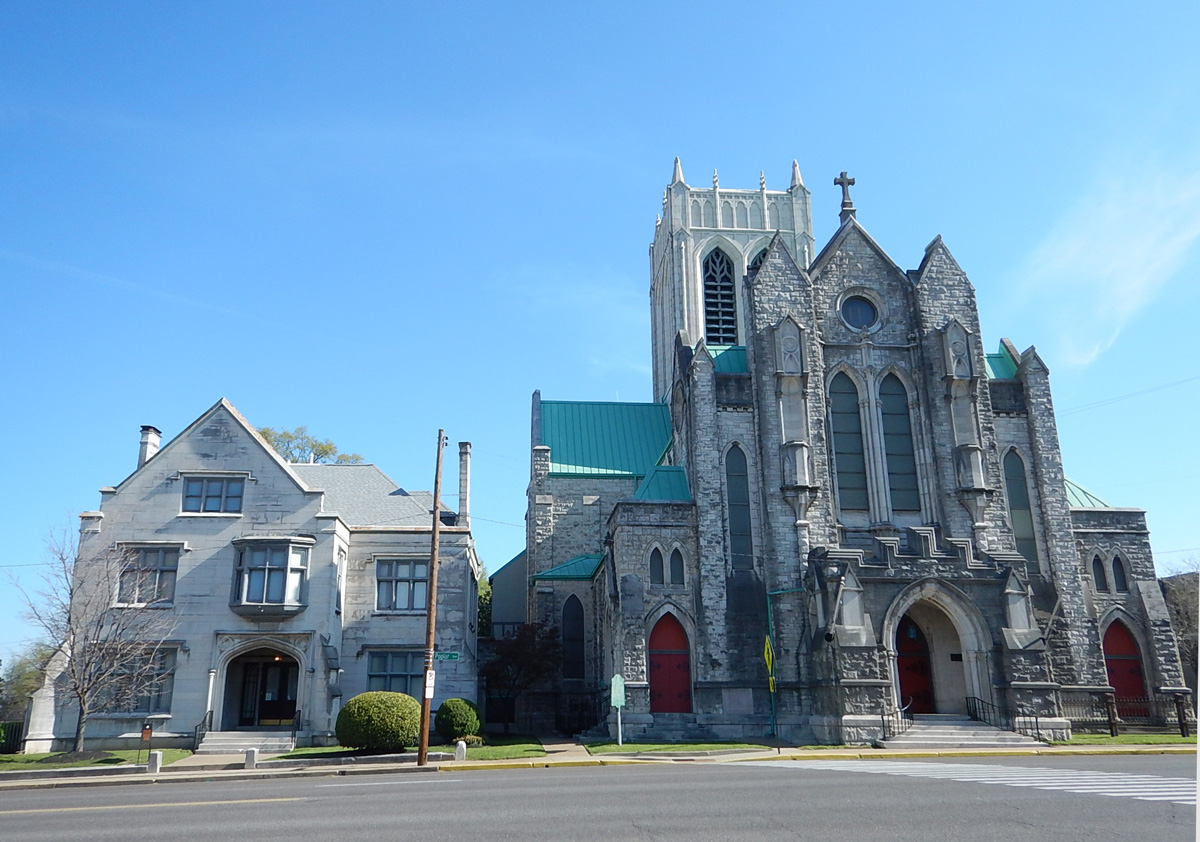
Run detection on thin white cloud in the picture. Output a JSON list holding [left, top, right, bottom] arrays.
[[1011, 156, 1200, 366]]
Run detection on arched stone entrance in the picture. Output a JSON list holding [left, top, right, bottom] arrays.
[[884, 581, 992, 716], [221, 648, 301, 729], [648, 614, 691, 713], [1103, 620, 1148, 717]]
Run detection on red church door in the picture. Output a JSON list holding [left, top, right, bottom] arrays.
[[1103, 621, 1148, 718], [896, 615, 935, 714], [649, 614, 692, 713]]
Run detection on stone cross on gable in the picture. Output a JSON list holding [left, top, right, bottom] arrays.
[[835, 171, 857, 222], [834, 172, 855, 207]]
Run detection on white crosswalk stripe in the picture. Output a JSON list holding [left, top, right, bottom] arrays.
[[749, 760, 1197, 805]]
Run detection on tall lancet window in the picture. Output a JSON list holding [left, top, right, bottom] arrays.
[[1003, 451, 1038, 563], [880, 375, 920, 512], [725, 445, 753, 570], [703, 249, 738, 344], [829, 373, 869, 511]]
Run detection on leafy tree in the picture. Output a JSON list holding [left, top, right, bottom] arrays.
[[0, 640, 55, 722], [17, 527, 176, 752], [477, 573, 492, 638], [258, 426, 363, 464], [479, 622, 561, 731], [1160, 559, 1198, 699]]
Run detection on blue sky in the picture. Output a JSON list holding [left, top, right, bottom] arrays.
[[2, 1, 1198, 669]]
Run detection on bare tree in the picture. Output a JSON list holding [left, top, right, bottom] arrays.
[[1160, 558, 1199, 700], [18, 526, 176, 752]]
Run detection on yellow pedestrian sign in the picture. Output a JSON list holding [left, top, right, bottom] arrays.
[[764, 635, 776, 693]]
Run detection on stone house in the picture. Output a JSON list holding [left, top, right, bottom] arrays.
[[491, 160, 1190, 743], [25, 399, 480, 752]]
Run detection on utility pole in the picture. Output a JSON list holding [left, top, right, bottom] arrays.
[[417, 429, 447, 767]]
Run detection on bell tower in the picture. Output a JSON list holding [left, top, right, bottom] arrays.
[[648, 159, 815, 401]]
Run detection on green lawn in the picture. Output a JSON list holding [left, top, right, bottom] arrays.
[[1050, 733, 1196, 745], [586, 741, 771, 755], [0, 749, 192, 770], [277, 734, 546, 762]]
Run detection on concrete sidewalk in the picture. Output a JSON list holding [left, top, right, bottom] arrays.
[[0, 740, 1193, 792]]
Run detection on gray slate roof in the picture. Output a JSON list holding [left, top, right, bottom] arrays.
[[291, 464, 438, 528]]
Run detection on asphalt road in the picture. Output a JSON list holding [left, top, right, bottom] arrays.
[[0, 755, 1194, 842]]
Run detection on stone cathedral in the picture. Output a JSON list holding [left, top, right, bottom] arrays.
[[489, 159, 1190, 743]]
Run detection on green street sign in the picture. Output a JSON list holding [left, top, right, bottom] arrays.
[[611, 674, 626, 708], [433, 652, 460, 661]]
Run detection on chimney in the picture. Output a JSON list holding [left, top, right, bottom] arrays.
[[138, 425, 162, 469], [457, 441, 471, 529]]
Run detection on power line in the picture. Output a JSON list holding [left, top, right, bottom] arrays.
[[1061, 374, 1200, 415]]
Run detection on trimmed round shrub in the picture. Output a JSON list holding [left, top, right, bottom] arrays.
[[336, 691, 421, 752], [435, 697, 481, 742]]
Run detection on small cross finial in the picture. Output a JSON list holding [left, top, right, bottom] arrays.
[[834, 172, 855, 206], [834, 171, 856, 222], [713, 169, 719, 189]]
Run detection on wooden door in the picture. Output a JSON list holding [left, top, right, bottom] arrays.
[[897, 615, 935, 714], [1103, 621, 1148, 717], [649, 614, 691, 713]]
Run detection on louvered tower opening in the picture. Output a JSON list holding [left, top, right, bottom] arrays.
[[703, 250, 738, 344]]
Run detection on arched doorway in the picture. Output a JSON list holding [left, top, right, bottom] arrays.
[[648, 614, 691, 713], [894, 603, 969, 715], [222, 648, 300, 729], [1103, 621, 1148, 718]]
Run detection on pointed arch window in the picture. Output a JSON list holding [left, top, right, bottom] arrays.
[[669, 549, 685, 585], [1112, 556, 1129, 593], [726, 445, 753, 570], [880, 375, 920, 512], [562, 595, 585, 679], [749, 248, 768, 272], [703, 249, 738, 344], [829, 373, 868, 511], [1092, 555, 1109, 592], [1003, 451, 1038, 562], [649, 548, 664, 585]]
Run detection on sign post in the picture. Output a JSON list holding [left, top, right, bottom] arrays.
[[610, 674, 626, 747]]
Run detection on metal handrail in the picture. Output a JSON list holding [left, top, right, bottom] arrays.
[[965, 696, 1011, 731], [291, 709, 302, 750], [193, 709, 213, 751], [881, 698, 915, 740]]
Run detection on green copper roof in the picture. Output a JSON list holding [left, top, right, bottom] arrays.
[[708, 345, 748, 374], [540, 400, 671, 477], [533, 553, 604, 580], [1064, 478, 1112, 508], [632, 466, 691, 502], [985, 344, 1019, 379]]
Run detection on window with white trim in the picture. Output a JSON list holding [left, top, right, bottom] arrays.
[[366, 650, 423, 695], [182, 477, 243, 513], [232, 542, 308, 614], [117, 547, 178, 606], [376, 558, 429, 611]]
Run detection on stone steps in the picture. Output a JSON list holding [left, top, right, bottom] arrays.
[[196, 730, 296, 755], [876, 714, 1045, 749]]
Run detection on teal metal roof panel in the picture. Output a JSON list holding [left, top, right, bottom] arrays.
[[632, 466, 691, 502], [1064, 478, 1112, 508], [533, 554, 604, 580], [708, 345, 748, 374], [985, 344, 1019, 379], [541, 401, 671, 477]]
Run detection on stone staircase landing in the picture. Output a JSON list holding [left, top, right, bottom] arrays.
[[875, 713, 1046, 749], [195, 730, 296, 756]]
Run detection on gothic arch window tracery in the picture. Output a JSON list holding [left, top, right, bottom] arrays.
[[725, 444, 754, 570], [749, 248, 768, 272], [1003, 450, 1038, 563], [562, 595, 585, 680], [1092, 554, 1109, 592], [829, 373, 869, 512], [703, 249, 738, 345], [879, 374, 920, 512]]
